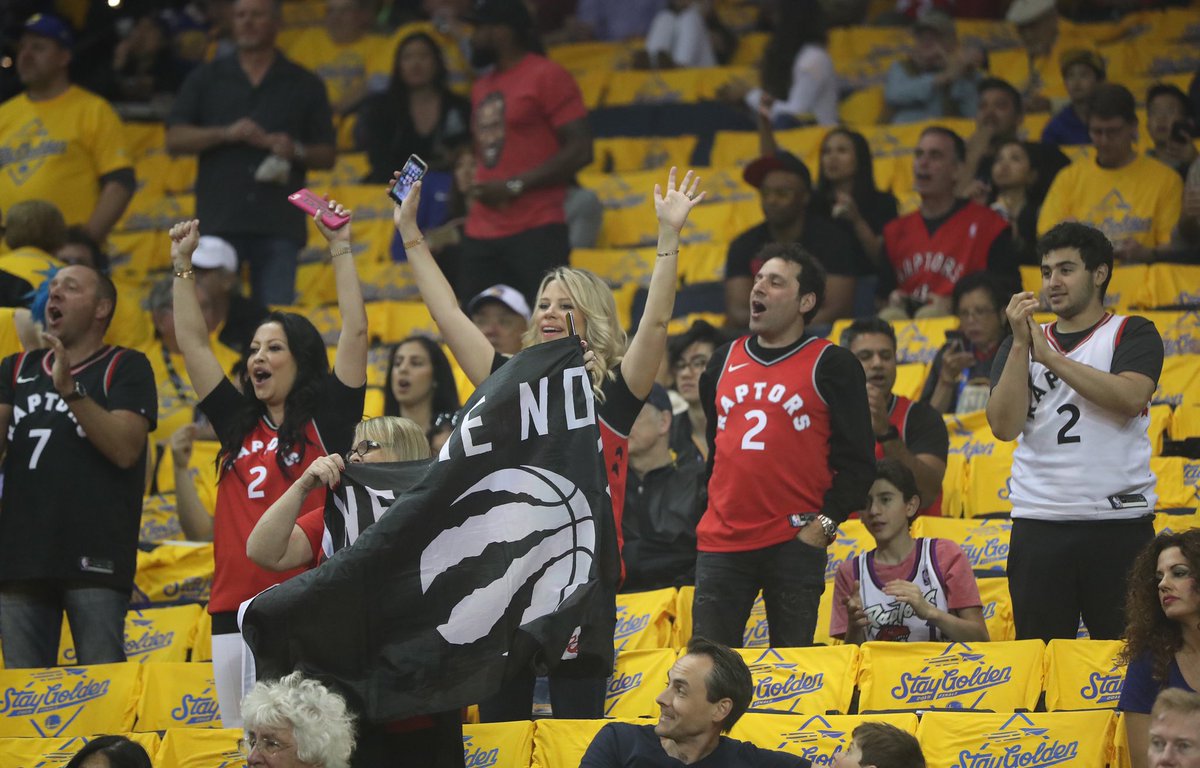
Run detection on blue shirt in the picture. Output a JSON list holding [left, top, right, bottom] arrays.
[[581, 723, 810, 768], [575, 0, 667, 41], [1042, 106, 1091, 147], [1117, 652, 1197, 714]]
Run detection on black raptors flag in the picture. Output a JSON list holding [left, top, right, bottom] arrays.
[[242, 339, 617, 721]]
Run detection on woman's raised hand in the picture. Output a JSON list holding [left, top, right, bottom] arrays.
[[391, 174, 424, 241], [315, 198, 352, 245], [168, 219, 201, 269], [654, 167, 706, 233]]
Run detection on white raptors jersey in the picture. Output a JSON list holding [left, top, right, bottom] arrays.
[[1010, 314, 1156, 521], [856, 538, 950, 642]]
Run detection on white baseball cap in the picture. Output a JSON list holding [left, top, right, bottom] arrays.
[[191, 235, 238, 272], [467, 284, 531, 321], [1006, 0, 1056, 25]]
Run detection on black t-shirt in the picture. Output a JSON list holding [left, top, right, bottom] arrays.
[[0, 347, 158, 589], [725, 215, 865, 280], [581, 723, 810, 768], [896, 394, 949, 459], [812, 188, 899, 274], [359, 89, 472, 182], [990, 315, 1165, 388], [699, 334, 875, 524]]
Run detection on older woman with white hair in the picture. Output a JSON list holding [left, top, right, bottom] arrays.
[[240, 672, 356, 768]]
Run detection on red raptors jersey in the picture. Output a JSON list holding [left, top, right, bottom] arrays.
[[698, 337, 834, 552], [209, 417, 329, 613], [876, 394, 942, 516], [883, 202, 1008, 300]]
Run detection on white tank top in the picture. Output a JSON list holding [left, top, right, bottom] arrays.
[[1010, 314, 1156, 521], [856, 538, 950, 643]]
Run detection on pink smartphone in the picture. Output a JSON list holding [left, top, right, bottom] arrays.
[[288, 188, 350, 229]]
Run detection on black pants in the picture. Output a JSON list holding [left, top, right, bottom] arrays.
[[459, 223, 571, 308], [1008, 516, 1154, 642], [350, 712, 464, 768], [476, 660, 607, 722]]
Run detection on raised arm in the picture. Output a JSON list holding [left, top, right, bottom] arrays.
[[986, 293, 1037, 441], [169, 220, 227, 401], [393, 180, 497, 385], [247, 454, 342, 571], [621, 168, 706, 398], [170, 424, 213, 541], [314, 202, 367, 388]]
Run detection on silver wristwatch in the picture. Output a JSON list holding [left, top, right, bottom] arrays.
[[791, 512, 838, 543], [505, 178, 525, 196]]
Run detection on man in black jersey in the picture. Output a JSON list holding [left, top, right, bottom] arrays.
[[0, 265, 157, 667]]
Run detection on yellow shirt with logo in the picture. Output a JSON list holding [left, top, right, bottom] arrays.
[[0, 86, 131, 226], [1038, 154, 1183, 247], [283, 29, 393, 112]]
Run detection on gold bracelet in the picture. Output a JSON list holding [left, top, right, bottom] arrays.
[[404, 235, 425, 249], [656, 249, 679, 258], [329, 244, 353, 259], [174, 268, 195, 279]]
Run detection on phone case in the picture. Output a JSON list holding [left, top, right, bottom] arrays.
[[288, 189, 350, 228]]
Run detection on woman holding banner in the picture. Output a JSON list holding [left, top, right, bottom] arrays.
[[393, 166, 706, 720]]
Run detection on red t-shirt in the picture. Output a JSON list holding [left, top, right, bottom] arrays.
[[466, 53, 587, 239], [297, 505, 326, 564], [883, 202, 1008, 300], [829, 537, 981, 638]]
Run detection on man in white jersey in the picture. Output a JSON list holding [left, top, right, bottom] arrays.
[[987, 221, 1163, 642]]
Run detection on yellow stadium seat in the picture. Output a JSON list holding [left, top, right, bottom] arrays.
[[709, 131, 763, 171], [155, 438, 221, 508], [893, 362, 929, 401], [462, 721, 535, 768], [840, 87, 885, 127], [690, 168, 758, 207], [1155, 355, 1200, 407], [615, 588, 677, 651], [0, 733, 160, 768], [1044, 638, 1126, 711], [571, 248, 657, 287], [941, 452, 967, 516], [575, 68, 611, 110], [667, 312, 726, 335], [117, 193, 195, 235], [308, 152, 371, 190], [1103, 265, 1151, 313], [893, 316, 960, 365], [1020, 264, 1040, 295], [588, 136, 699, 174], [0, 663, 142, 737], [136, 662, 222, 730], [357, 260, 420, 303], [1155, 510, 1200, 535], [364, 386, 385, 419], [678, 243, 729, 285], [1140, 310, 1198, 358], [606, 648, 675, 718], [164, 156, 197, 195], [1150, 403, 1173, 455], [604, 69, 705, 107], [1136, 264, 1200, 309], [362, 300, 439, 345], [1152, 456, 1196, 509], [133, 543, 214, 607], [0, 308, 24, 360], [191, 609, 212, 662], [140, 495, 185, 544], [731, 713, 918, 764], [530, 718, 644, 768], [547, 41, 637, 79], [730, 32, 769, 67], [107, 231, 168, 282], [59, 604, 202, 666], [1172, 404, 1200, 439], [577, 170, 657, 210], [157, 728, 243, 768], [917, 710, 1116, 766], [977, 577, 1016, 642], [964, 452, 1014, 518], [857, 640, 1045, 712], [673, 585, 694, 650], [736, 645, 860, 715], [743, 591, 769, 648], [825, 519, 872, 583], [911, 516, 1012, 575]]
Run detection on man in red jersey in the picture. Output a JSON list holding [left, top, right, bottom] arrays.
[[879, 126, 1018, 319], [693, 243, 875, 648]]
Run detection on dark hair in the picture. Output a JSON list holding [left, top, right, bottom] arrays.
[[1088, 83, 1136, 123], [760, 0, 827, 102], [977, 77, 1023, 114], [920, 126, 966, 162], [389, 32, 449, 96], [62, 225, 109, 272], [841, 316, 896, 351], [755, 243, 826, 323], [686, 636, 753, 733], [669, 319, 724, 368], [221, 312, 330, 478], [951, 271, 1009, 317], [1120, 530, 1200, 684], [874, 459, 922, 513], [1147, 83, 1195, 120], [814, 128, 883, 215], [1036, 222, 1114, 298], [66, 736, 152, 768], [383, 335, 461, 426], [854, 722, 926, 768]]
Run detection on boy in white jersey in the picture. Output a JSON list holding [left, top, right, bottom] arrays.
[[988, 222, 1163, 642]]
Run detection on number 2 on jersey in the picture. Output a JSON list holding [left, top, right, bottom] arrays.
[[247, 465, 268, 498], [1055, 404, 1081, 445], [742, 410, 767, 451]]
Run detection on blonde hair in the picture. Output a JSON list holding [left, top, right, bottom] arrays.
[[522, 267, 626, 402], [355, 416, 430, 461], [4, 200, 66, 253], [1152, 688, 1200, 719]]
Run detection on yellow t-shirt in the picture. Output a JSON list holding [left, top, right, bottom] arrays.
[[141, 337, 240, 447], [0, 246, 64, 291], [0, 86, 131, 226], [1037, 154, 1183, 247], [283, 29, 393, 111]]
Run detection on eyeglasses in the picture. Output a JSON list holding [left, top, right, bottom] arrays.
[[346, 439, 381, 461], [673, 356, 710, 373], [238, 734, 294, 758]]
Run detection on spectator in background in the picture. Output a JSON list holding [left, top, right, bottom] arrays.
[[920, 272, 1009, 415], [1118, 531, 1200, 768], [241, 672, 357, 768], [167, 0, 337, 307], [879, 127, 1016, 319], [57, 226, 108, 272], [1146, 690, 1200, 768], [459, 0, 593, 305], [989, 139, 1054, 264], [842, 318, 949, 514], [1176, 157, 1200, 259], [961, 78, 1067, 201], [65, 735, 153, 768], [467, 284, 529, 356], [1042, 48, 1105, 147], [190, 235, 269, 355], [724, 152, 860, 328], [0, 265, 157, 669], [285, 0, 392, 121], [669, 319, 722, 465], [0, 14, 135, 243], [1038, 84, 1183, 264], [557, 0, 666, 43], [833, 722, 927, 768], [112, 12, 184, 105], [639, 0, 717, 70], [1005, 0, 1086, 113], [382, 335, 461, 452], [0, 200, 66, 307], [742, 0, 837, 127], [883, 11, 983, 125], [359, 31, 471, 182], [812, 127, 899, 278], [832, 460, 986, 643], [1146, 84, 1198, 179], [620, 385, 706, 593]]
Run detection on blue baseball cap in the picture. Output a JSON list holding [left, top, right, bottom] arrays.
[[645, 383, 673, 415], [23, 13, 74, 49]]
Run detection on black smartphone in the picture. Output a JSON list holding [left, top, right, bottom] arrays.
[[945, 329, 975, 354], [567, 311, 576, 336], [387, 154, 429, 205]]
